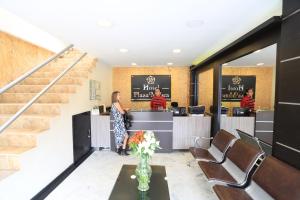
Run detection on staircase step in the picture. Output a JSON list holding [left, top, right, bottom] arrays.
[[39, 65, 93, 74], [31, 70, 89, 78], [0, 103, 61, 115], [0, 146, 32, 170], [0, 129, 47, 147], [2, 129, 48, 135], [0, 115, 51, 130], [5, 85, 77, 93], [19, 77, 83, 85], [0, 93, 69, 103], [0, 133, 37, 147]]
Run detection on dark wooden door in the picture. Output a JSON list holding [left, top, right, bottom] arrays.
[[72, 111, 91, 164]]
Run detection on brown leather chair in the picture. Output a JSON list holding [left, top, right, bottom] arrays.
[[213, 156, 300, 200], [189, 129, 236, 163], [199, 140, 264, 186]]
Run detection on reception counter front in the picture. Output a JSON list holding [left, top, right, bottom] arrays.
[[220, 110, 274, 144], [91, 110, 211, 152], [114, 110, 173, 153]]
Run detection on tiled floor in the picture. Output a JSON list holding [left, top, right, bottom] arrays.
[[46, 151, 218, 200]]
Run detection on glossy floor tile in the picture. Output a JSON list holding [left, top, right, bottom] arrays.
[[46, 151, 218, 200]]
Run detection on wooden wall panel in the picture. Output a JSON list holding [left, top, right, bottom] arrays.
[[198, 66, 274, 113], [0, 31, 54, 87], [112, 66, 190, 109]]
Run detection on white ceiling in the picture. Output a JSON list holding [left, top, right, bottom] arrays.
[[224, 44, 277, 67], [0, 0, 281, 67]]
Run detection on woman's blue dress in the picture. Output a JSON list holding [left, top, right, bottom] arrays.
[[111, 103, 126, 147]]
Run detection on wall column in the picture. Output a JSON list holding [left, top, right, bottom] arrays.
[[189, 68, 198, 106], [272, 0, 300, 169]]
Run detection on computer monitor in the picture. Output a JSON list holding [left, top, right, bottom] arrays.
[[172, 107, 187, 116], [98, 104, 106, 114], [188, 106, 205, 114], [232, 107, 249, 116], [221, 107, 228, 115], [171, 102, 178, 108]]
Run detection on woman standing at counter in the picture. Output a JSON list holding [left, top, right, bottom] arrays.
[[240, 88, 255, 112], [111, 91, 129, 156]]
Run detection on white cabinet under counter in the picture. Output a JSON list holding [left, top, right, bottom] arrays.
[[220, 116, 255, 137], [172, 115, 211, 149], [91, 115, 110, 149]]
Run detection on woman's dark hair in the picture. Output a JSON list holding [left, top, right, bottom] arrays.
[[111, 91, 120, 103]]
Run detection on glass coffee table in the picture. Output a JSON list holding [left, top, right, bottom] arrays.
[[109, 165, 170, 200]]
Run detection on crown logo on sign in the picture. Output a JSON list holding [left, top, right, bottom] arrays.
[[146, 76, 155, 84], [232, 76, 241, 85]]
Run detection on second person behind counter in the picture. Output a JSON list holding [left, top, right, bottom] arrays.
[[150, 88, 166, 110], [240, 88, 255, 113]]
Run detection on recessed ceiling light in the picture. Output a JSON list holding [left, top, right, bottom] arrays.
[[254, 50, 261, 53], [120, 48, 128, 53], [223, 63, 228, 66], [131, 62, 137, 66], [97, 19, 113, 27], [167, 62, 173, 66], [257, 63, 264, 66], [173, 49, 181, 53]]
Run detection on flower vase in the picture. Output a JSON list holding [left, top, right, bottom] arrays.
[[135, 156, 152, 191]]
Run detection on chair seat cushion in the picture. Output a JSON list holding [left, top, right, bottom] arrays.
[[189, 147, 217, 162], [213, 185, 252, 200], [199, 161, 236, 183]]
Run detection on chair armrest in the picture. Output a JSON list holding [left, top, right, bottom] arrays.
[[191, 136, 213, 148], [201, 136, 214, 140], [208, 179, 246, 188]]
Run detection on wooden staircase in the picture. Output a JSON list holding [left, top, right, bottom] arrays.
[[0, 49, 96, 180]]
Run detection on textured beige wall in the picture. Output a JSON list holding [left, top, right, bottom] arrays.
[[198, 66, 275, 112], [0, 31, 54, 87], [112, 66, 190, 109], [222, 67, 274, 110], [198, 68, 214, 111]]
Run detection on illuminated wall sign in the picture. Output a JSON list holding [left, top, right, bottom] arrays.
[[222, 75, 256, 102], [131, 75, 171, 101]]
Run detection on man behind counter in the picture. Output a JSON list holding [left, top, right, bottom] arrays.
[[150, 88, 166, 110], [240, 88, 255, 112]]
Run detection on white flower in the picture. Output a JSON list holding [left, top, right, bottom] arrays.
[[135, 131, 160, 156]]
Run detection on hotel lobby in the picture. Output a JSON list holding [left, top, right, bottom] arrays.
[[0, 0, 300, 200]]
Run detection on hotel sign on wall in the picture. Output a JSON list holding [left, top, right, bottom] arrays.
[[222, 75, 256, 102], [131, 75, 171, 101]]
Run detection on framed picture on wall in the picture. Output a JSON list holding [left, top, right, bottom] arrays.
[[222, 75, 256, 102], [90, 80, 101, 100]]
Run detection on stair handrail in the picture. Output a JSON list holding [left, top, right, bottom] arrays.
[[0, 44, 74, 94], [0, 52, 87, 134]]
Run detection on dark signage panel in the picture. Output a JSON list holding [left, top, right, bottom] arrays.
[[222, 75, 256, 102], [131, 75, 171, 101]]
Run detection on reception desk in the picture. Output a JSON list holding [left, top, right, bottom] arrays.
[[91, 110, 211, 152], [112, 110, 173, 153]]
